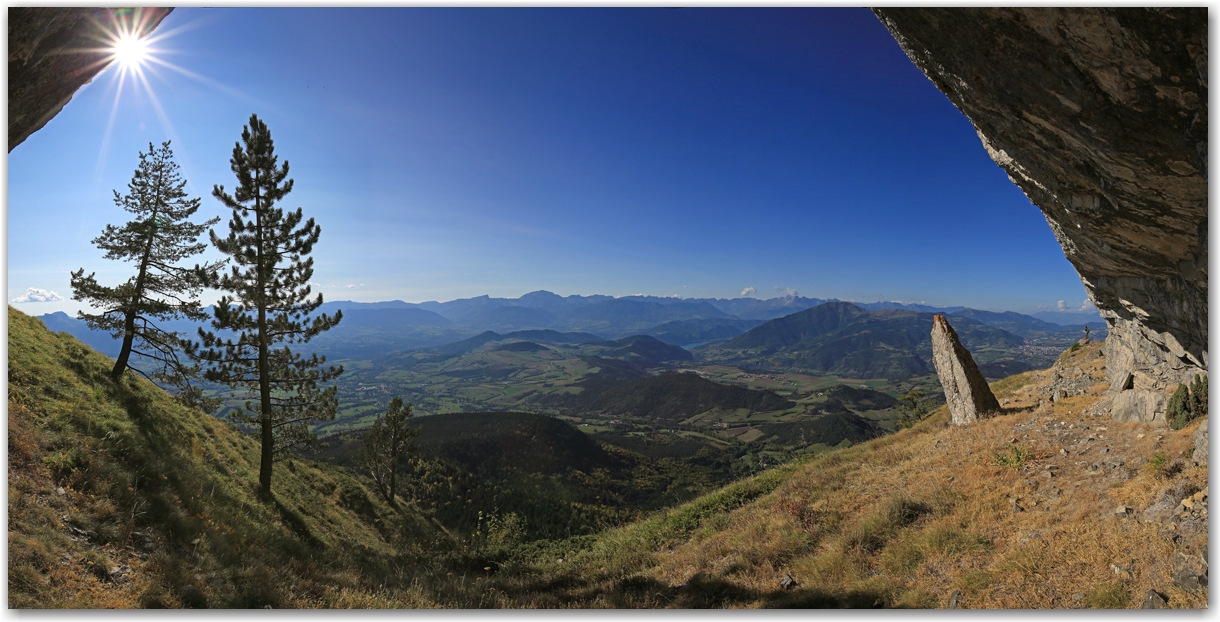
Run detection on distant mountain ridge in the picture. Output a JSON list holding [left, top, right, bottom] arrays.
[[37, 291, 1102, 366]]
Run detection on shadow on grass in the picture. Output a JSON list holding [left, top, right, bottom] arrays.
[[491, 566, 890, 609]]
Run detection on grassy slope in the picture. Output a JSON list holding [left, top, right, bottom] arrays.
[[8, 308, 452, 608], [471, 341, 1207, 608]]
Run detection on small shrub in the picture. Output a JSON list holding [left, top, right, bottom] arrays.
[[1084, 582, 1130, 609], [776, 497, 823, 533], [1168, 374, 1209, 430], [991, 444, 1028, 469], [81, 550, 114, 582], [843, 495, 930, 555], [958, 571, 991, 594], [1147, 451, 1168, 472], [896, 389, 930, 430], [878, 538, 923, 573], [42, 447, 87, 482]]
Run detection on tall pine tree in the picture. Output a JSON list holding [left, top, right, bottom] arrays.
[[192, 114, 342, 497], [70, 141, 221, 407]]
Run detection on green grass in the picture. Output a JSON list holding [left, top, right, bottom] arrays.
[[8, 308, 449, 608]]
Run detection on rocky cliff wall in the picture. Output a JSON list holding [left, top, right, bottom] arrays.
[[9, 7, 172, 152], [874, 8, 1208, 422]]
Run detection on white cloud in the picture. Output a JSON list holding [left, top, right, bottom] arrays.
[[740, 287, 756, 297], [11, 288, 64, 303], [1047, 299, 1097, 313], [774, 286, 798, 297], [346, 284, 358, 289]]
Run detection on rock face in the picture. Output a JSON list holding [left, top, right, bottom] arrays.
[[1192, 418, 1208, 466], [9, 7, 172, 152], [874, 9, 1208, 425], [931, 315, 1001, 426]]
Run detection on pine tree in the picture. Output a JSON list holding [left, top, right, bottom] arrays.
[[896, 388, 929, 429], [360, 397, 419, 506], [192, 114, 342, 497], [69, 141, 222, 408]]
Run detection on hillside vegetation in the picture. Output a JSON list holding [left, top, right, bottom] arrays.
[[9, 308, 457, 608], [11, 308, 1205, 608]]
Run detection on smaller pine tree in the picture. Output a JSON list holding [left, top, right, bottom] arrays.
[[360, 397, 419, 506], [896, 388, 929, 429], [1168, 374, 1209, 430], [70, 141, 222, 410], [1167, 383, 1192, 430], [1189, 374, 1208, 420]]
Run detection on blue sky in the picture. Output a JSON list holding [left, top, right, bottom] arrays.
[[8, 7, 1097, 318]]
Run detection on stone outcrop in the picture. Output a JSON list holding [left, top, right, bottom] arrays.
[[9, 7, 172, 152], [1192, 418, 1208, 466], [931, 315, 1001, 426], [874, 9, 1208, 425]]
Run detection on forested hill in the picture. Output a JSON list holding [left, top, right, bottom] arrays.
[[699, 302, 1024, 379], [539, 370, 795, 422]]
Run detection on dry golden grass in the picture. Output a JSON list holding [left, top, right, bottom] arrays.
[[487, 340, 1207, 609]]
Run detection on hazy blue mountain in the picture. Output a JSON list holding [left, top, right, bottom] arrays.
[[854, 301, 964, 314], [1031, 309, 1108, 327], [461, 305, 559, 331], [701, 295, 827, 320], [331, 307, 452, 328], [642, 318, 765, 346], [433, 331, 504, 356], [595, 335, 695, 365], [561, 299, 731, 336], [492, 341, 551, 353], [702, 302, 1024, 379], [504, 329, 605, 344], [37, 312, 122, 357]]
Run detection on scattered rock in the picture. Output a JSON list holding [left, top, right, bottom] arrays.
[[1141, 589, 1168, 609], [1115, 505, 1132, 519], [947, 589, 962, 609], [930, 315, 1001, 426], [1171, 551, 1208, 593], [1192, 419, 1208, 466], [778, 574, 796, 591]]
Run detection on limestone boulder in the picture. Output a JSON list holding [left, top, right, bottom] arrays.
[[1192, 418, 1208, 466], [931, 315, 1001, 426]]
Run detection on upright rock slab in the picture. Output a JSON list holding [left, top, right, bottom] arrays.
[[931, 315, 1001, 426]]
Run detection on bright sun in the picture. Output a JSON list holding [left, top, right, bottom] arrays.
[[112, 33, 149, 69]]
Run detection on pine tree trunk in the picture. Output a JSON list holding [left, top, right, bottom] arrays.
[[388, 467, 397, 507], [258, 305, 273, 498], [111, 314, 138, 379], [254, 181, 274, 498], [111, 208, 159, 380]]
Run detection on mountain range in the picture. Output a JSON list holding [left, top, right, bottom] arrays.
[[37, 290, 1106, 364], [697, 302, 1078, 379]]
